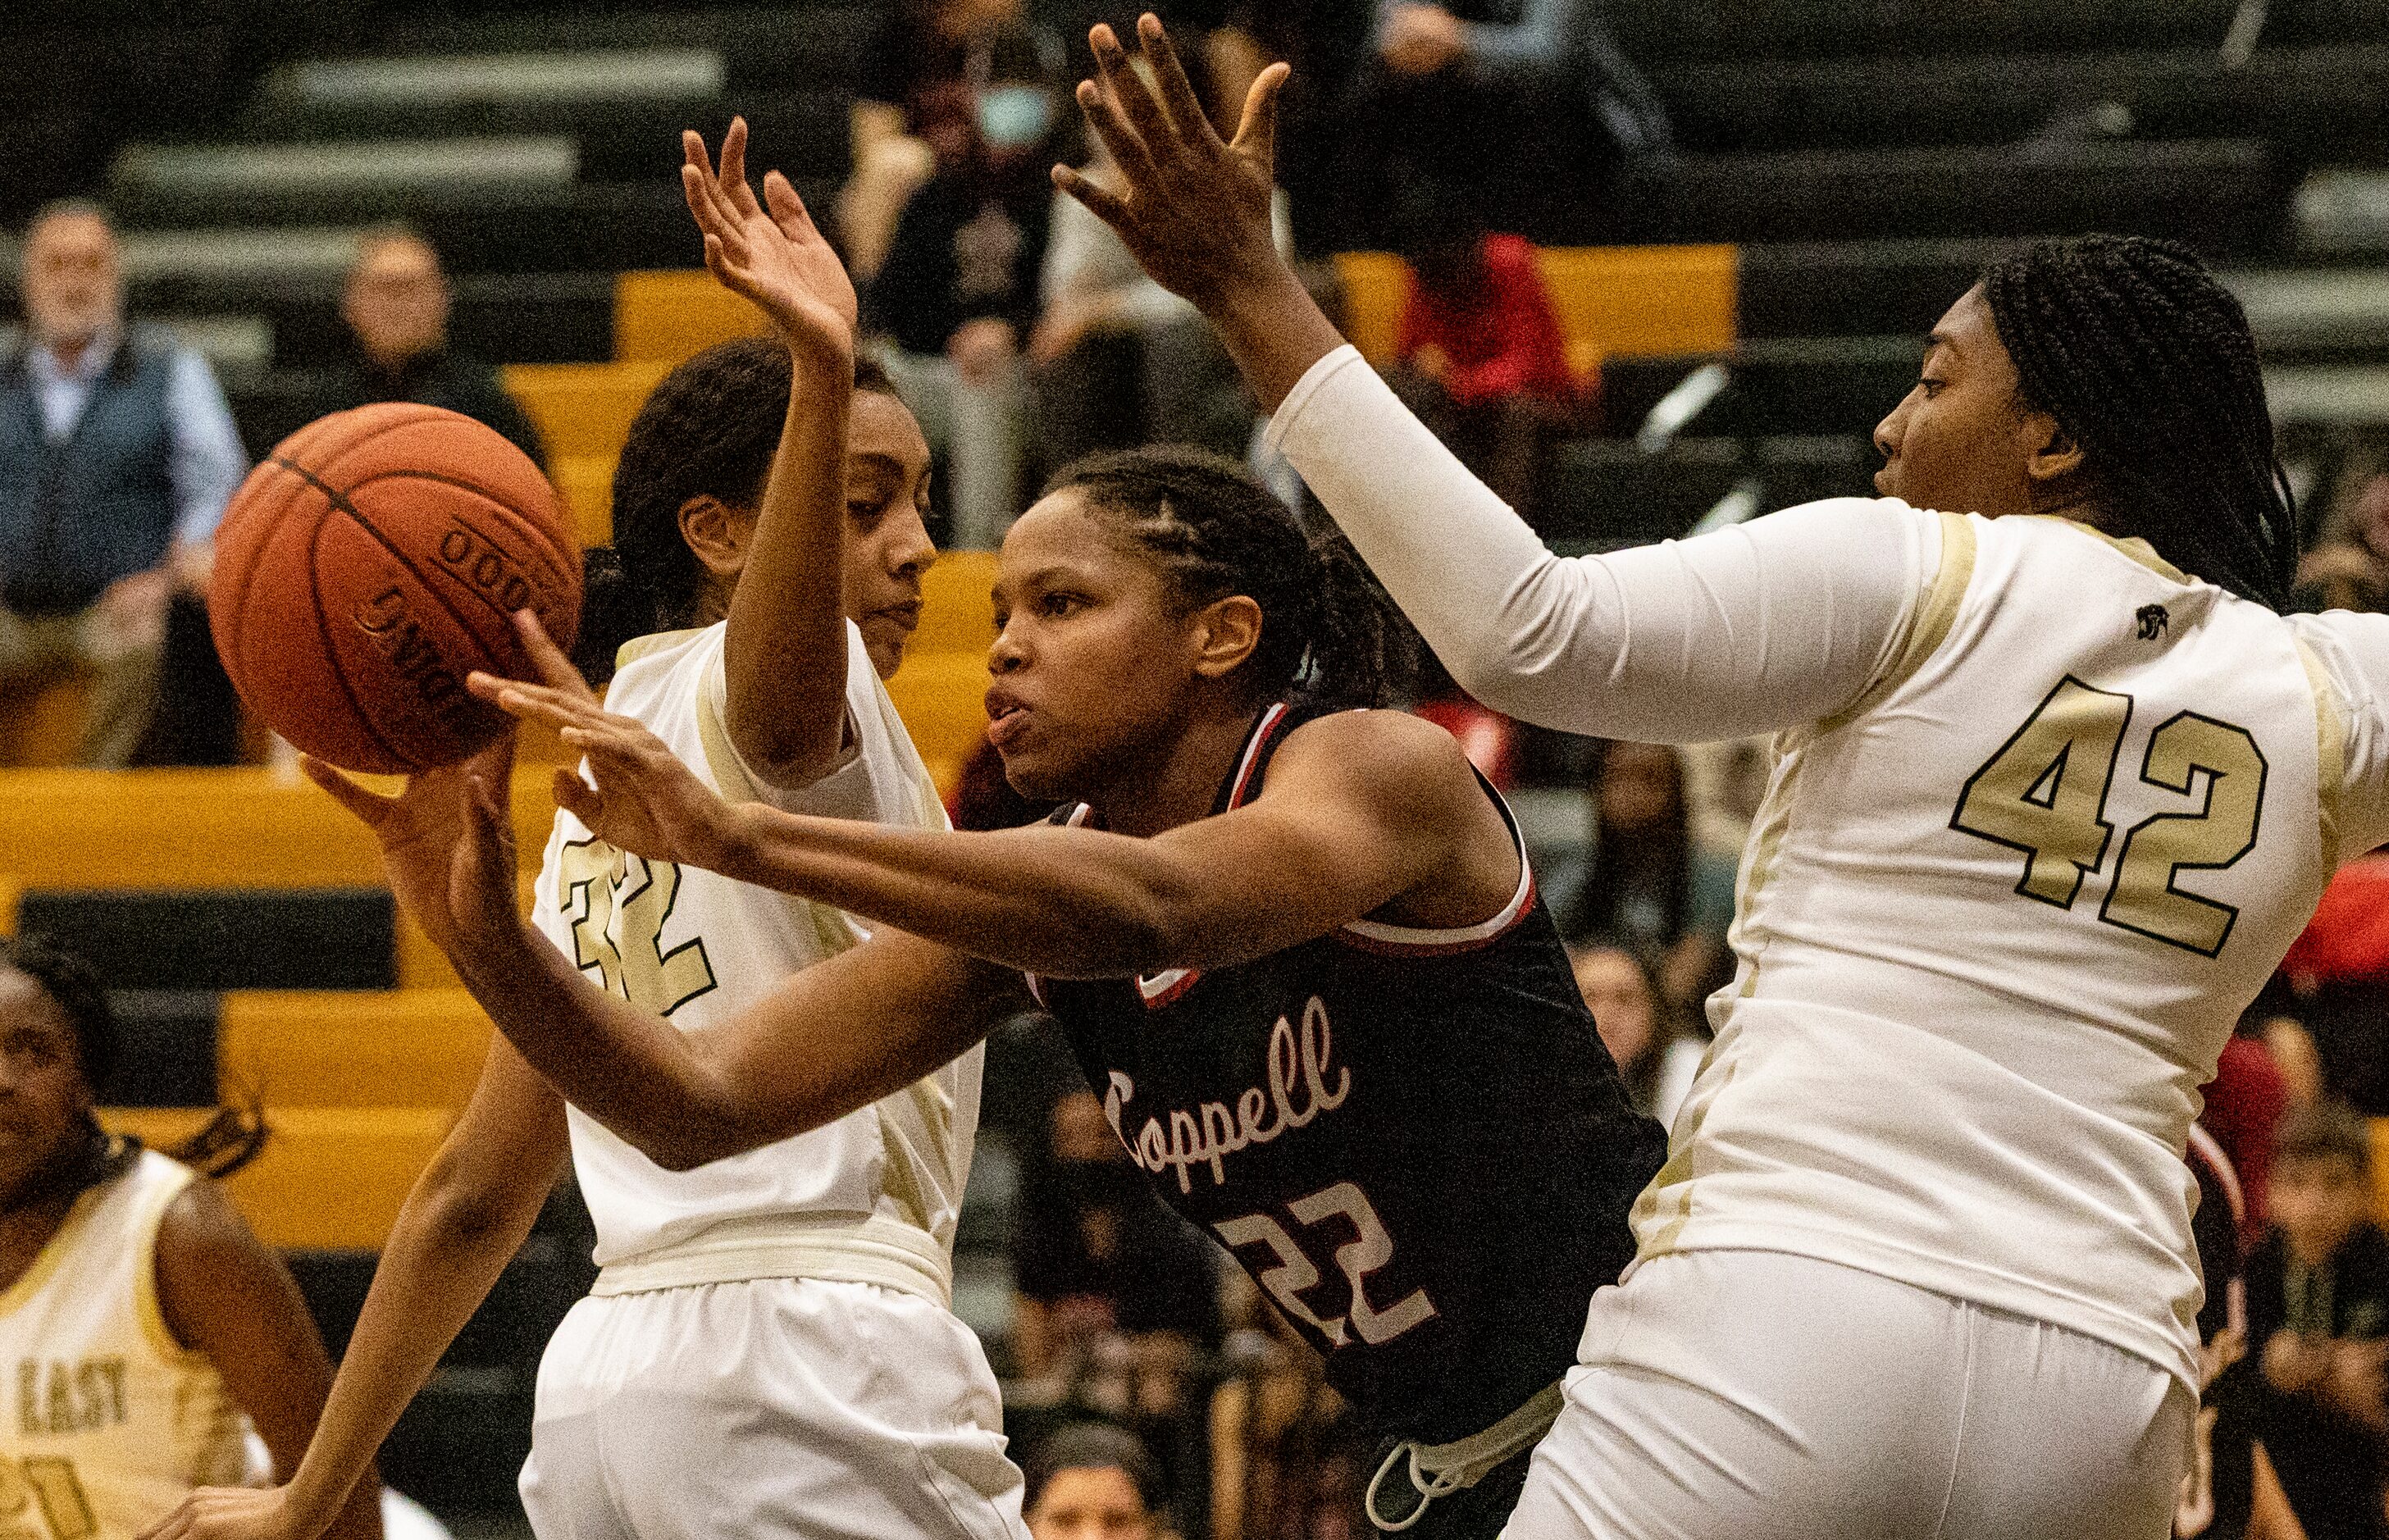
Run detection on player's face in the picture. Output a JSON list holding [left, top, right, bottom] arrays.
[[841, 390, 937, 680], [986, 490, 1210, 801], [1027, 1466, 1154, 1540], [1872, 286, 2040, 519], [0, 971, 93, 1207]]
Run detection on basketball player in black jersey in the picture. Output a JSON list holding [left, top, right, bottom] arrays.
[[312, 446, 1667, 1538]]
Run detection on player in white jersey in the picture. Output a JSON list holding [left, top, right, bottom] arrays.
[[0, 936, 381, 1540], [1037, 21, 2389, 1535], [150, 128, 1026, 1540]]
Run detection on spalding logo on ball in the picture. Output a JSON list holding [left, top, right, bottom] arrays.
[[210, 403, 582, 774]]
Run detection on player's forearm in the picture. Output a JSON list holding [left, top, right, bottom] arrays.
[[447, 922, 772, 1168], [714, 810, 1194, 977], [280, 1150, 545, 1534], [722, 349, 853, 782]]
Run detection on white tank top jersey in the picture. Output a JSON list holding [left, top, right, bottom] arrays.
[[0, 1149, 248, 1537], [531, 618, 981, 1305], [1266, 344, 2389, 1396]]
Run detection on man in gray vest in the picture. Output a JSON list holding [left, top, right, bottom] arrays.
[[0, 201, 246, 765]]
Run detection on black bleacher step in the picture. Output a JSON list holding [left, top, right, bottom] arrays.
[[1598, 341, 1917, 441], [99, 991, 219, 1108], [1653, 45, 2389, 158], [18, 889, 395, 993], [1739, 239, 2014, 339], [1607, 0, 2241, 64], [366, 7, 878, 93], [1539, 438, 1747, 548], [1612, 138, 2282, 252], [236, 89, 853, 187], [107, 178, 834, 277]]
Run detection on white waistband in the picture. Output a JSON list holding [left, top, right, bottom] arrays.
[[590, 1210, 953, 1307]]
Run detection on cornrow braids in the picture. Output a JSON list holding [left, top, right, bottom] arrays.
[[574, 341, 900, 681], [1981, 235, 2296, 610], [1046, 447, 1417, 709]]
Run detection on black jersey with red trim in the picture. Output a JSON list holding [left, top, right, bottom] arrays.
[[1028, 702, 1666, 1445]]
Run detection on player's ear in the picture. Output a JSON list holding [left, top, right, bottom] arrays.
[[1188, 594, 1264, 680], [678, 494, 751, 578], [2020, 408, 2086, 485]]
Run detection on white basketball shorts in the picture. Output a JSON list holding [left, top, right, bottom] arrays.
[[1503, 1249, 2193, 1540], [518, 1276, 1029, 1540]]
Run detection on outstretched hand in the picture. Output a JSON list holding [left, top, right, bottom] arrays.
[[137, 1484, 308, 1540], [1055, 16, 1290, 312], [303, 736, 521, 964], [683, 117, 857, 367], [467, 612, 754, 874]]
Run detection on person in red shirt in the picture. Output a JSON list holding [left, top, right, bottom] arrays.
[[1386, 186, 1583, 517]]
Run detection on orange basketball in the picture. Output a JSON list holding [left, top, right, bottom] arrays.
[[210, 403, 581, 774]]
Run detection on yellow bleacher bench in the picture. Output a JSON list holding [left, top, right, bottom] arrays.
[[219, 990, 493, 1109], [613, 270, 772, 367], [101, 1105, 449, 1251], [0, 766, 560, 891]]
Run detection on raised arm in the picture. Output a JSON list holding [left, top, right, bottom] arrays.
[[1055, 18, 1932, 740], [682, 121, 860, 786]]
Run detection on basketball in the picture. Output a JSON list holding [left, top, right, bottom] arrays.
[[208, 403, 582, 774]]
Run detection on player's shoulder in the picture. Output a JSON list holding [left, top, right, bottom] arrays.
[[1269, 708, 1486, 817]]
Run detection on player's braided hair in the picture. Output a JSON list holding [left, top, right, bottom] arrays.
[[576, 339, 898, 681], [1047, 447, 1417, 709], [1981, 235, 2296, 610]]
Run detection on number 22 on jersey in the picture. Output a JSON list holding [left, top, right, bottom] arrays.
[[1215, 1181, 1438, 1349], [1951, 675, 2268, 957]]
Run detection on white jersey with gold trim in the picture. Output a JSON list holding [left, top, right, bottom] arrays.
[[1635, 512, 2340, 1388], [0, 1150, 247, 1538], [1266, 345, 2389, 1399], [532, 618, 980, 1300]]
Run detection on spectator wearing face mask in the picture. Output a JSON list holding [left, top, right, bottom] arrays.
[[866, 21, 1065, 549], [303, 226, 545, 468], [0, 200, 245, 766]]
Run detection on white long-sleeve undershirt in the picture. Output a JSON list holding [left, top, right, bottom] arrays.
[[1266, 345, 1937, 744]]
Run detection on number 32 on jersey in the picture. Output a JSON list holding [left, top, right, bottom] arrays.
[[1951, 676, 2268, 957]]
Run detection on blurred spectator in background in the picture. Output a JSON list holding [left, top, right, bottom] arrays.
[[2205, 995, 2296, 1247], [2248, 1101, 2389, 1540], [2280, 854, 2389, 1115], [2296, 472, 2389, 613], [867, 20, 1063, 547], [1559, 740, 1735, 1014], [1571, 943, 1703, 1128], [1013, 1089, 1219, 1420], [1332, 0, 1668, 248], [0, 201, 243, 766], [1384, 184, 1580, 517], [1209, 1298, 1364, 1540], [845, 0, 1049, 281], [1029, 131, 1285, 477], [1024, 1421, 1173, 1540], [306, 226, 545, 467]]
